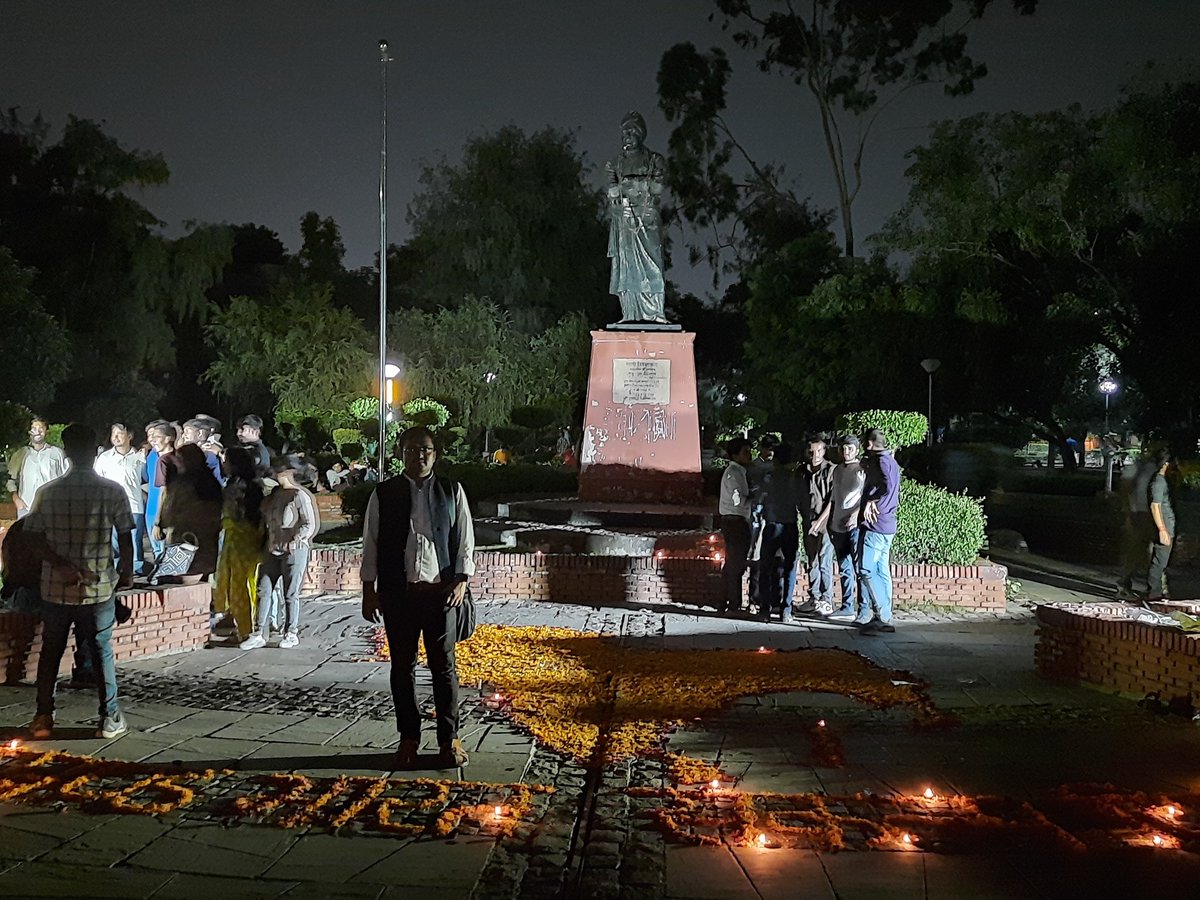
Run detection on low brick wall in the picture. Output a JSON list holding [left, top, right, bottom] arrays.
[[314, 492, 348, 523], [1035, 604, 1200, 698], [306, 547, 1007, 612], [0, 583, 210, 684]]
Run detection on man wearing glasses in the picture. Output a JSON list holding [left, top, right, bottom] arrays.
[[359, 427, 475, 770]]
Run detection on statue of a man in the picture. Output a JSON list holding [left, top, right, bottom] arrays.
[[605, 111, 668, 324]]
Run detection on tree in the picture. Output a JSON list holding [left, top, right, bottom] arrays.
[[0, 246, 71, 410], [396, 127, 610, 332], [658, 0, 1037, 259], [883, 74, 1200, 460], [0, 109, 231, 419], [204, 281, 374, 429], [389, 296, 591, 435]]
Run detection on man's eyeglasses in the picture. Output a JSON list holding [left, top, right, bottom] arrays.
[[402, 446, 436, 455]]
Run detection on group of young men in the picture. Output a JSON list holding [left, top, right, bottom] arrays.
[[719, 430, 901, 635], [2, 412, 289, 742]]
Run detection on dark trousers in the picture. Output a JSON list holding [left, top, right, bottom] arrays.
[[380, 586, 459, 745], [758, 521, 799, 612], [37, 598, 119, 719], [720, 515, 752, 610], [1147, 536, 1173, 599]]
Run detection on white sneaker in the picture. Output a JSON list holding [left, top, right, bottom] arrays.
[[278, 632, 299, 649], [239, 632, 267, 651]]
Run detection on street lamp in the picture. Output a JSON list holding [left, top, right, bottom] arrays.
[[1099, 378, 1118, 434], [483, 371, 499, 455], [920, 359, 941, 446]]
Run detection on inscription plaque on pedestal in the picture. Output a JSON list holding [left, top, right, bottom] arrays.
[[613, 359, 670, 405], [579, 331, 702, 503]]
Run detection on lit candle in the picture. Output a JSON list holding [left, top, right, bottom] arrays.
[[656, 550, 664, 559], [493, 805, 503, 820], [756, 832, 768, 847], [708, 534, 717, 543], [901, 832, 912, 845], [1167, 805, 1178, 817], [922, 787, 935, 801], [1153, 834, 1164, 846], [7, 739, 17, 751], [817, 719, 826, 728], [714, 552, 723, 562], [757, 646, 768, 654], [710, 779, 721, 791]]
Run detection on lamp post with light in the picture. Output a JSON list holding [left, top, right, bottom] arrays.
[[920, 359, 941, 446], [1099, 378, 1118, 434], [376, 39, 392, 479]]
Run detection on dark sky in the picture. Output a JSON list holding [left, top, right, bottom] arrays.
[[3, 1, 1198, 297]]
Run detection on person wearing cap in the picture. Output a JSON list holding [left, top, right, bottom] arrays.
[[236, 414, 273, 469], [815, 435, 866, 621], [857, 429, 901, 634], [240, 456, 320, 650]]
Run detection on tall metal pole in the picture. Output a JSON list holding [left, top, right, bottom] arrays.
[[377, 39, 390, 478], [927, 372, 934, 447]]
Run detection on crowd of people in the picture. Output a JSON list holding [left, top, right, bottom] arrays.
[[2, 413, 320, 740], [717, 430, 901, 635]]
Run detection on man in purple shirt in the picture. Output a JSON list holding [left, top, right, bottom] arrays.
[[857, 429, 901, 634]]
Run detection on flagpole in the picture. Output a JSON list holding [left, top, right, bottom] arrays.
[[377, 39, 390, 477]]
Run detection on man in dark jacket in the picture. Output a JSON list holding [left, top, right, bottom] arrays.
[[360, 427, 475, 769], [857, 429, 901, 635]]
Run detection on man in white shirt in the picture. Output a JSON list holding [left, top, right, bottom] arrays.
[[360, 426, 475, 770], [7, 417, 68, 519], [93, 422, 147, 575], [718, 437, 754, 614]]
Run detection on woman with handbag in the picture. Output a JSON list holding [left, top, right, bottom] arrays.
[[213, 447, 265, 642], [156, 443, 223, 580]]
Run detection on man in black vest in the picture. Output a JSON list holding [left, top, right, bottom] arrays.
[[360, 426, 476, 769]]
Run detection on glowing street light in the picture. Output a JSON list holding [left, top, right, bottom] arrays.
[[1099, 378, 1118, 434]]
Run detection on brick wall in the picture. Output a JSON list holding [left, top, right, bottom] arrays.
[[1035, 604, 1200, 698], [0, 583, 210, 684], [314, 493, 348, 523], [305, 547, 1007, 612]]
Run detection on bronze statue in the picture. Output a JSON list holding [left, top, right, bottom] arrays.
[[606, 111, 668, 324]]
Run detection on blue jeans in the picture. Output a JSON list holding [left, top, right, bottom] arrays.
[[758, 522, 799, 612], [37, 598, 119, 718], [829, 528, 859, 612], [113, 513, 146, 573], [857, 530, 896, 624]]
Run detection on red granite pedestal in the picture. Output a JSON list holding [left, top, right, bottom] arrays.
[[578, 330, 702, 503]]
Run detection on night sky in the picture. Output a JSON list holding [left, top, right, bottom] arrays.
[[3, 1, 1198, 296]]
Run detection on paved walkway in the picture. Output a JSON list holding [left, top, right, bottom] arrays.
[[2, 576, 1199, 898]]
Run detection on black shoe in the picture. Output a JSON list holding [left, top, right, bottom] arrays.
[[876, 621, 896, 633], [757, 606, 773, 621]]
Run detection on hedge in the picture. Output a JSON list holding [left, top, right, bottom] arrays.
[[893, 478, 987, 566], [836, 410, 927, 450]]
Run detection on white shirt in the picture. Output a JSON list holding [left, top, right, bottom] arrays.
[[94, 446, 147, 514], [360, 476, 476, 584], [326, 468, 347, 488], [11, 444, 69, 511], [719, 461, 751, 520]]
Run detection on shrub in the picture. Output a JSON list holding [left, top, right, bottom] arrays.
[[509, 405, 557, 431], [402, 397, 450, 430], [332, 427, 363, 449], [836, 410, 927, 450], [893, 479, 986, 565], [0, 401, 33, 456]]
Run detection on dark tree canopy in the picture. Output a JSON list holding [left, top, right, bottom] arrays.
[[659, 0, 1037, 260], [396, 126, 609, 333]]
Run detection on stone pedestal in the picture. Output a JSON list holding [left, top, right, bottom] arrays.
[[578, 330, 702, 503]]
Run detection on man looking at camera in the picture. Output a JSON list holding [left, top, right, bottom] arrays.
[[360, 427, 475, 770]]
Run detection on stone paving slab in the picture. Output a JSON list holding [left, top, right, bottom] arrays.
[[0, 861, 175, 897], [728, 848, 836, 899], [261, 832, 406, 882], [665, 845, 758, 898], [126, 833, 279, 878], [355, 836, 495, 887]]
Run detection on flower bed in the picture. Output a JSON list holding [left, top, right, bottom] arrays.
[[305, 547, 1006, 612]]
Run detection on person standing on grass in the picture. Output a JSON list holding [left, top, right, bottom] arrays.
[[25, 424, 133, 740], [241, 456, 320, 650], [360, 427, 475, 770]]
